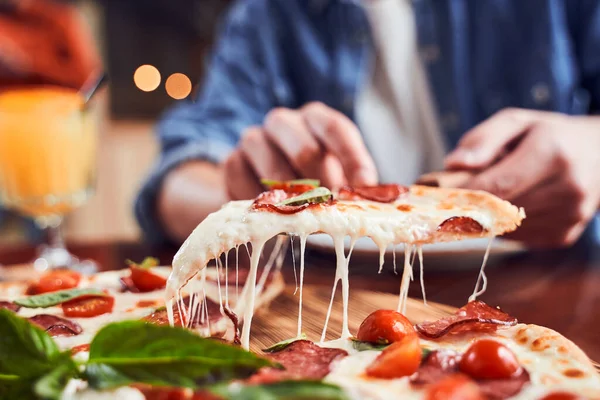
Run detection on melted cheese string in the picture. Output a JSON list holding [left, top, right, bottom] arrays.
[[378, 244, 385, 274], [215, 259, 224, 314], [239, 240, 265, 349], [469, 237, 494, 302], [397, 245, 413, 314], [291, 236, 298, 294], [417, 245, 427, 305], [297, 235, 307, 337], [392, 245, 397, 275], [224, 250, 229, 307], [320, 236, 356, 342], [257, 235, 286, 293], [235, 246, 240, 303]]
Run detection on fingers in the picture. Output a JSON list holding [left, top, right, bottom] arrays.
[[239, 126, 297, 182], [263, 108, 324, 178], [463, 129, 561, 200], [504, 215, 587, 249], [223, 149, 263, 200], [263, 107, 347, 189], [445, 108, 544, 170], [302, 102, 378, 186]]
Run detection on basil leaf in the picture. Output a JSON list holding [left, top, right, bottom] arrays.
[[261, 179, 320, 189], [0, 309, 62, 379], [0, 376, 36, 400], [126, 257, 159, 269], [0, 310, 76, 399], [350, 339, 389, 352], [85, 321, 273, 390], [34, 359, 79, 400], [262, 334, 307, 353], [211, 380, 348, 400], [14, 288, 106, 309], [276, 187, 332, 207]]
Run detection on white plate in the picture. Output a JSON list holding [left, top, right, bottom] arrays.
[[305, 234, 527, 270]]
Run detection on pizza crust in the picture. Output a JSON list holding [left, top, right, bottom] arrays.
[[410, 185, 526, 238]]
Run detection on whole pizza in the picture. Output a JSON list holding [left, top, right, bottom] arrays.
[[1, 180, 598, 400]]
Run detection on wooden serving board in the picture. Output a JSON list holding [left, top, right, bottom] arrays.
[[250, 285, 456, 352]]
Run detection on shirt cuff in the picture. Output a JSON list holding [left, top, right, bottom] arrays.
[[134, 140, 234, 245]]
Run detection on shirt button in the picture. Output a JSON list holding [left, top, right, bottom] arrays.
[[531, 83, 550, 105], [419, 45, 440, 64], [441, 113, 459, 131]]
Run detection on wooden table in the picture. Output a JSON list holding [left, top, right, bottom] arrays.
[[1, 240, 599, 361]]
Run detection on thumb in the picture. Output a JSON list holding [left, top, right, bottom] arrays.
[[445, 108, 539, 170]]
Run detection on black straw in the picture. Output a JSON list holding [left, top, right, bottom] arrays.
[[80, 71, 108, 105]]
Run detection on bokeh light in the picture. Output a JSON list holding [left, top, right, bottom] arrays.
[[133, 65, 161, 92], [165, 73, 192, 100]]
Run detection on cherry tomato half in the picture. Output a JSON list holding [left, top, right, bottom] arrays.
[[539, 392, 585, 400], [27, 270, 81, 295], [62, 294, 115, 318], [357, 309, 416, 344], [459, 339, 522, 380], [425, 374, 484, 400], [130, 266, 167, 292], [365, 334, 421, 379]]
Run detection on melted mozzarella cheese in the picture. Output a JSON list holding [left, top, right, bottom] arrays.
[[167, 194, 515, 350]]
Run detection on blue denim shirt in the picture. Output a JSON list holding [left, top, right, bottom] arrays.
[[135, 0, 600, 244]]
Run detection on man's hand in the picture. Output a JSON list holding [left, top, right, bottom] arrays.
[[445, 108, 600, 248], [224, 102, 378, 200]]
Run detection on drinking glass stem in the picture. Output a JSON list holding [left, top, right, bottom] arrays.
[[46, 223, 65, 249], [34, 218, 76, 271]]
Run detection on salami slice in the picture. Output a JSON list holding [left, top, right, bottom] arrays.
[[29, 314, 83, 337], [477, 371, 531, 400], [248, 340, 348, 384], [411, 349, 462, 386], [438, 216, 485, 234], [415, 301, 517, 339], [338, 184, 408, 203], [0, 301, 20, 312]]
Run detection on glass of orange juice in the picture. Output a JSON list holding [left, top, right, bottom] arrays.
[[0, 86, 98, 271]]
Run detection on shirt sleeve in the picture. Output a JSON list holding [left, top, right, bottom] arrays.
[[135, 0, 276, 244]]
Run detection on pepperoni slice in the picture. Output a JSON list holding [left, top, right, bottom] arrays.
[[29, 314, 83, 337], [129, 266, 167, 292], [62, 295, 115, 318], [338, 184, 408, 203], [27, 270, 81, 295], [438, 217, 485, 234], [248, 340, 348, 384], [0, 301, 21, 312], [415, 301, 517, 339], [252, 189, 334, 214]]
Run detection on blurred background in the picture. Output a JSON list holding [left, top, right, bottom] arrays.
[[0, 0, 231, 246]]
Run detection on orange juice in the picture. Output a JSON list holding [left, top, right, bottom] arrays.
[[0, 87, 97, 220]]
